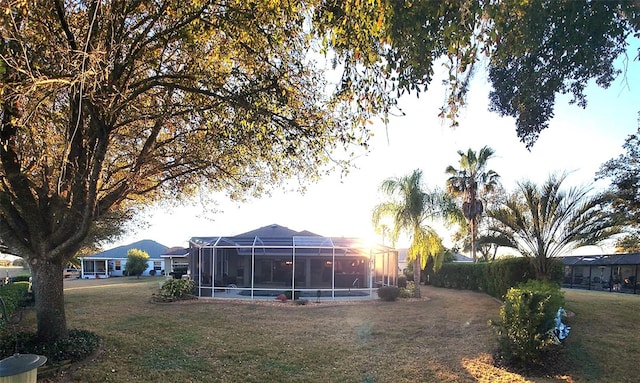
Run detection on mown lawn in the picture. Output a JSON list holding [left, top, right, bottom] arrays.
[[18, 278, 639, 382]]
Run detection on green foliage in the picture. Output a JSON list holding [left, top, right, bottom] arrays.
[[11, 274, 30, 283], [491, 280, 566, 366], [0, 329, 100, 362], [159, 279, 196, 302], [124, 249, 150, 278], [0, 283, 30, 325], [397, 275, 407, 288], [372, 169, 460, 298], [445, 146, 500, 262], [377, 286, 400, 301], [486, 174, 621, 279], [433, 263, 487, 291], [315, 1, 638, 146], [399, 281, 415, 298], [597, 125, 640, 237], [0, 0, 375, 342], [432, 257, 562, 299], [484, 258, 538, 299], [487, 1, 635, 147]]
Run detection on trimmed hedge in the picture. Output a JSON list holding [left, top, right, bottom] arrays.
[[433, 257, 563, 299], [432, 263, 487, 291]]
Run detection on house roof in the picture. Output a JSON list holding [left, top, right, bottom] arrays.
[[234, 224, 320, 238], [560, 253, 640, 266], [82, 239, 168, 260], [453, 252, 473, 262], [161, 247, 189, 258], [396, 249, 473, 263], [189, 224, 394, 254]]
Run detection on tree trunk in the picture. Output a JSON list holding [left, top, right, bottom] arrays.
[[413, 256, 421, 298], [31, 259, 68, 342], [470, 217, 477, 262]]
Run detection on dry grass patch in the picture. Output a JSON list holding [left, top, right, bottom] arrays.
[[16, 279, 638, 383]]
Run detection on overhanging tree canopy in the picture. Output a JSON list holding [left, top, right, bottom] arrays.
[[314, 0, 639, 147]]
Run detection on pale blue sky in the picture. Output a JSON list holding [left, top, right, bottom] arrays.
[[112, 48, 639, 255]]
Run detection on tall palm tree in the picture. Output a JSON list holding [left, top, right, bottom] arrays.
[[486, 174, 622, 279], [445, 146, 500, 262], [372, 169, 461, 298]]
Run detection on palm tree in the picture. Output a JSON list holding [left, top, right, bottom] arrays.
[[372, 169, 461, 297], [445, 146, 500, 262], [486, 174, 622, 279]]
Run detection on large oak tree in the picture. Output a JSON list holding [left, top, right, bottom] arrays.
[[0, 0, 372, 342]]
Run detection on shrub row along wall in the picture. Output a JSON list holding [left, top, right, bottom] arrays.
[[432, 257, 563, 299]]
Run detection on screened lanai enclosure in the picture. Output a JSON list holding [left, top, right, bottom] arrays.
[[188, 225, 398, 299], [561, 253, 640, 294]]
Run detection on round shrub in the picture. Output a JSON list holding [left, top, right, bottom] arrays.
[[491, 279, 566, 366], [158, 278, 195, 301], [377, 286, 400, 301]]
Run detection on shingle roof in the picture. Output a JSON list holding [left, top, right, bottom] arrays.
[[161, 247, 188, 257], [233, 224, 320, 239], [83, 239, 168, 259], [560, 253, 640, 266]]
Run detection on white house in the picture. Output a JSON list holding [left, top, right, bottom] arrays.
[[79, 239, 168, 278]]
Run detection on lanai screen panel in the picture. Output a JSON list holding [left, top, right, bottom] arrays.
[[189, 232, 399, 297]]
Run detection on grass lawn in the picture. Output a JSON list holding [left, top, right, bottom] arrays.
[[16, 278, 639, 382]]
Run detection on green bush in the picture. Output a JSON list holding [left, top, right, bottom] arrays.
[[398, 281, 415, 298], [377, 286, 400, 301], [159, 278, 195, 301], [124, 248, 149, 278], [433, 257, 563, 300], [0, 283, 30, 325], [0, 329, 100, 362], [491, 279, 565, 366], [432, 263, 486, 290], [397, 275, 407, 288], [10, 275, 31, 283]]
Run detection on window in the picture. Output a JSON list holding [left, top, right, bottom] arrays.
[[154, 261, 162, 271], [115, 260, 121, 271]]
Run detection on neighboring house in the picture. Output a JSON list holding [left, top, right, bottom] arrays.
[[161, 246, 189, 277], [397, 249, 408, 272], [453, 252, 473, 263], [397, 249, 473, 272], [560, 253, 640, 294], [79, 239, 168, 278], [188, 224, 398, 299]]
